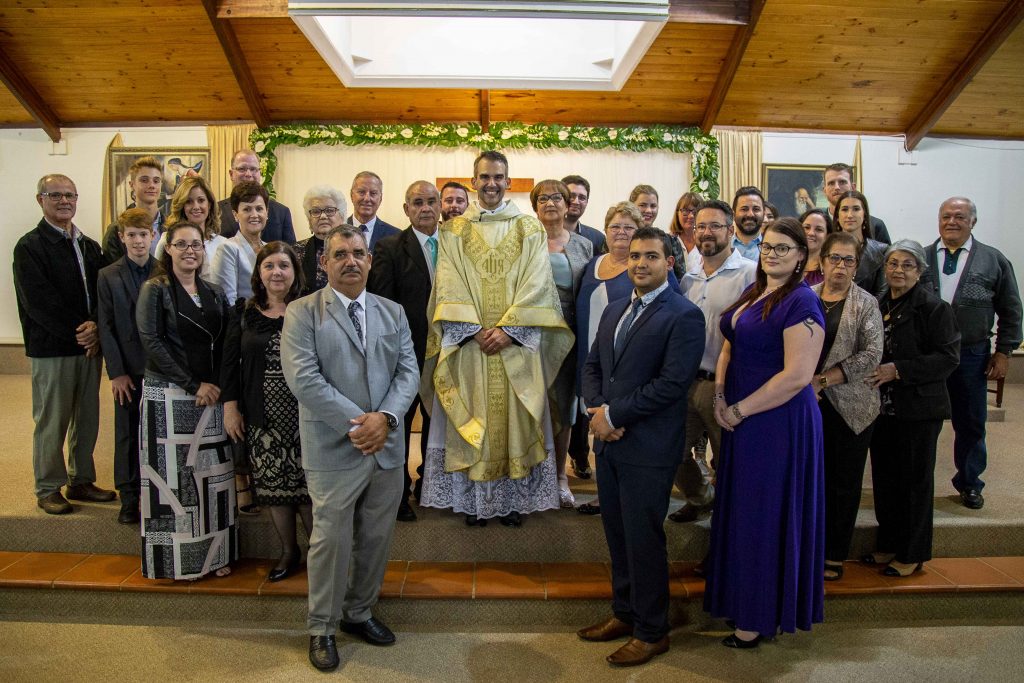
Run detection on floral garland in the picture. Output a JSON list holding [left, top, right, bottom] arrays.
[[250, 122, 719, 198]]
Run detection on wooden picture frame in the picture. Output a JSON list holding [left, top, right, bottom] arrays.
[[761, 163, 859, 219], [108, 147, 211, 220]]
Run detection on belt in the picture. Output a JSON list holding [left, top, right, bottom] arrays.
[[695, 370, 716, 382]]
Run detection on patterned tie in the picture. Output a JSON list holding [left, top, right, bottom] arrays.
[[613, 298, 644, 360], [943, 247, 962, 275], [426, 236, 438, 266], [359, 224, 368, 234], [348, 301, 363, 345]]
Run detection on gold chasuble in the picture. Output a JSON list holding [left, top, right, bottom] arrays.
[[422, 201, 574, 482]]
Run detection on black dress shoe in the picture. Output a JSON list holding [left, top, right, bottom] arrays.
[[117, 506, 140, 525], [309, 635, 339, 670], [340, 617, 396, 646], [65, 483, 116, 502], [668, 502, 711, 523], [268, 551, 302, 582], [961, 489, 985, 509], [396, 499, 417, 522], [465, 514, 487, 527], [722, 633, 762, 649], [499, 511, 522, 527], [571, 460, 592, 480]]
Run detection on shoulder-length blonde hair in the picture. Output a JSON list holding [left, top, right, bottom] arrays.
[[166, 176, 221, 240]]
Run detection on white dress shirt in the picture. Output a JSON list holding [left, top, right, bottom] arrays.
[[681, 249, 757, 373]]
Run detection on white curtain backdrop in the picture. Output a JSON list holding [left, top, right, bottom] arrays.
[[273, 144, 691, 239]]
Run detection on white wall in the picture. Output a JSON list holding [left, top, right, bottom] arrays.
[[762, 132, 1024, 278]]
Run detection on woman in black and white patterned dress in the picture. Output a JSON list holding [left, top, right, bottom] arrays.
[[222, 242, 311, 582]]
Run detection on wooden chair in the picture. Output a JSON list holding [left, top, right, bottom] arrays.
[[988, 377, 1005, 408]]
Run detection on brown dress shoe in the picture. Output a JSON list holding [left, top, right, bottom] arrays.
[[37, 491, 72, 515], [577, 616, 633, 642], [606, 636, 669, 667], [65, 483, 116, 502]]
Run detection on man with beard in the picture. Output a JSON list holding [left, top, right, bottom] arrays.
[[823, 163, 890, 244], [562, 175, 606, 253], [439, 181, 470, 223], [670, 200, 755, 522], [730, 186, 766, 261]]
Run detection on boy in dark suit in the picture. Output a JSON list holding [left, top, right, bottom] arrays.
[[97, 208, 158, 523]]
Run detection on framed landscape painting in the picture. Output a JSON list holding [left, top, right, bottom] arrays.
[[108, 147, 211, 218], [761, 163, 858, 219]]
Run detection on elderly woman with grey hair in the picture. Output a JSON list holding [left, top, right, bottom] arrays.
[[293, 185, 348, 295], [863, 239, 960, 578]]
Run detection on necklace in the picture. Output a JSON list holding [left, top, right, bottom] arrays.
[[821, 297, 843, 314], [883, 297, 906, 322]]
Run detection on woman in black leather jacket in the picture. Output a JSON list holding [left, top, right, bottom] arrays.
[[136, 222, 236, 580]]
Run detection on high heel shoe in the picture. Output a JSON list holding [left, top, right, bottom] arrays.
[[268, 548, 302, 582], [558, 476, 575, 509], [722, 633, 762, 649], [860, 551, 895, 565], [883, 560, 923, 577], [824, 561, 845, 581]]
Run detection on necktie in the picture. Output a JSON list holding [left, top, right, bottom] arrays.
[[943, 247, 962, 275], [348, 301, 363, 345], [426, 236, 438, 266], [613, 298, 644, 359], [359, 224, 368, 233]]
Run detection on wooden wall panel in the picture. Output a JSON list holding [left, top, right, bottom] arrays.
[[0, 2, 250, 123], [715, 0, 1008, 132], [932, 21, 1024, 137]]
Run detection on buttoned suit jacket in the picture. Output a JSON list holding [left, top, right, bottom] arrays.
[[96, 255, 155, 379], [280, 286, 419, 472], [348, 216, 401, 253]]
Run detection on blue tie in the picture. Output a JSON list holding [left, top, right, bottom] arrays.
[[426, 236, 438, 266], [614, 298, 644, 359], [348, 301, 363, 345]]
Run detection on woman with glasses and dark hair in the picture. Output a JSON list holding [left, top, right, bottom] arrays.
[[863, 240, 960, 578], [704, 217, 825, 648], [221, 242, 312, 582], [809, 231, 883, 581], [293, 185, 348, 295], [800, 208, 835, 286], [832, 190, 886, 295], [136, 221, 235, 580]]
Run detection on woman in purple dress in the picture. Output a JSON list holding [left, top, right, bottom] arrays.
[[705, 217, 826, 648]]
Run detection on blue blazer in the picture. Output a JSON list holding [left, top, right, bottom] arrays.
[[348, 216, 401, 252], [582, 287, 705, 468]]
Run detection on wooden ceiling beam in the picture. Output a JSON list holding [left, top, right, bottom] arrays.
[[480, 90, 490, 132], [668, 0, 748, 25], [0, 44, 61, 142], [202, 0, 272, 127], [699, 0, 763, 133], [904, 0, 1024, 151], [217, 0, 289, 19]]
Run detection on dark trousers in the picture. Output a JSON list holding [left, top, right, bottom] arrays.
[[403, 396, 429, 500], [947, 341, 989, 493], [597, 453, 675, 643], [869, 415, 941, 564], [820, 397, 873, 562], [112, 374, 143, 504], [568, 411, 591, 468]]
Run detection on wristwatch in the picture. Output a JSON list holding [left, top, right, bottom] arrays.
[[384, 412, 399, 432], [818, 374, 828, 389]]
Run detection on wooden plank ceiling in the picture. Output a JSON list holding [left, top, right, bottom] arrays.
[[0, 0, 1022, 143]]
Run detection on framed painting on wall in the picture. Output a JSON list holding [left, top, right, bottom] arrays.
[[108, 147, 211, 219], [761, 164, 858, 219]]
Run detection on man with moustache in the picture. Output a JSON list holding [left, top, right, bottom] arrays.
[[419, 151, 574, 527], [348, 171, 401, 252], [823, 163, 890, 244], [562, 175, 606, 253], [218, 149, 295, 243], [101, 156, 166, 264], [14, 174, 114, 515], [281, 225, 418, 670], [730, 186, 766, 261], [578, 227, 704, 666], [97, 208, 159, 524], [439, 181, 470, 222], [922, 197, 1021, 510], [670, 200, 756, 522], [368, 181, 442, 520]]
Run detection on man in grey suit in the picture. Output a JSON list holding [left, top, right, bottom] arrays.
[[281, 225, 419, 671]]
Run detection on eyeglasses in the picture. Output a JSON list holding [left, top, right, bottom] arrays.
[[885, 259, 918, 272], [607, 224, 638, 233], [678, 207, 697, 216], [825, 254, 857, 268], [171, 241, 205, 252], [232, 165, 260, 174], [40, 192, 78, 201], [537, 194, 564, 204], [695, 222, 728, 232], [308, 207, 339, 218], [759, 242, 795, 257]]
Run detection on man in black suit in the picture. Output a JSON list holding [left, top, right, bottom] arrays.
[[97, 208, 158, 524], [218, 149, 295, 243], [349, 171, 401, 252], [578, 227, 705, 667], [823, 163, 890, 243], [101, 156, 166, 265], [367, 180, 439, 521]]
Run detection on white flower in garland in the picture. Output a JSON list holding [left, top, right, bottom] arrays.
[[608, 129, 618, 140], [341, 127, 354, 137], [501, 129, 515, 140], [456, 127, 469, 137], [557, 130, 570, 141], [401, 128, 414, 138], [299, 129, 311, 139], [699, 180, 710, 191], [663, 133, 674, 142], [254, 140, 266, 153]]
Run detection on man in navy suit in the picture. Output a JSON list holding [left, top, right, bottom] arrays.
[[218, 149, 295, 243], [97, 208, 158, 524], [348, 171, 401, 252], [578, 227, 705, 667]]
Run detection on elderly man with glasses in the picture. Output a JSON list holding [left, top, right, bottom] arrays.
[[14, 174, 115, 515]]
